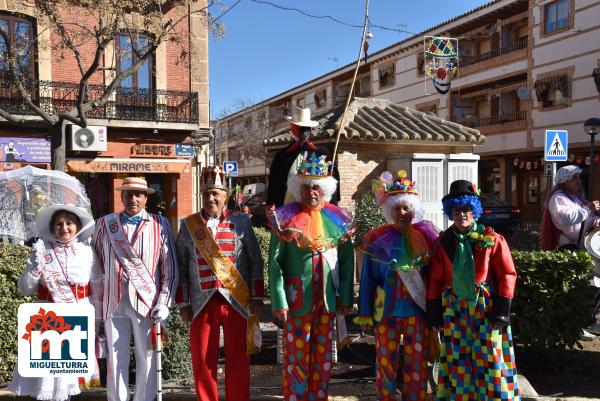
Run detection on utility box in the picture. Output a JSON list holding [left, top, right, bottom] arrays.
[[388, 153, 479, 229]]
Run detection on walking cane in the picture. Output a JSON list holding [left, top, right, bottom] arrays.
[[155, 320, 163, 401]]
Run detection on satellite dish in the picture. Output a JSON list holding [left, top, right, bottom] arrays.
[[517, 87, 531, 100]]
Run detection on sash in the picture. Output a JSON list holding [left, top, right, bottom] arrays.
[[183, 214, 250, 310], [36, 241, 77, 304], [321, 247, 349, 349], [397, 268, 427, 312], [104, 215, 156, 309]]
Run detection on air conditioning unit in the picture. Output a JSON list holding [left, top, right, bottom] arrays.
[[70, 125, 108, 152]]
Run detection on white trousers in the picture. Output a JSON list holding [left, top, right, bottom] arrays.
[[105, 292, 156, 401]]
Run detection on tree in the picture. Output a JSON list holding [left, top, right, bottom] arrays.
[[0, 0, 223, 170]]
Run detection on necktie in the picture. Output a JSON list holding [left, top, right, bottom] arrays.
[[452, 226, 477, 301], [121, 214, 142, 225]]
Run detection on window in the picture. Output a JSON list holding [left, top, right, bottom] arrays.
[[117, 32, 154, 93], [544, 0, 569, 34], [356, 75, 371, 97], [534, 74, 570, 108], [296, 97, 305, 108], [0, 14, 35, 80], [314, 88, 327, 109], [378, 62, 395, 89], [416, 53, 425, 77], [416, 102, 438, 116]]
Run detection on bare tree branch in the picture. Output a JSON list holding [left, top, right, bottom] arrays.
[[0, 25, 56, 124]]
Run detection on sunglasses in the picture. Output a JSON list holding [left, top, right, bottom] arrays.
[[451, 205, 474, 214]]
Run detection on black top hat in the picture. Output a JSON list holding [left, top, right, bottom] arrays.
[[442, 180, 478, 202]]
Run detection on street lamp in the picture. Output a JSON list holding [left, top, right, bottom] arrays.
[[584, 117, 600, 198]]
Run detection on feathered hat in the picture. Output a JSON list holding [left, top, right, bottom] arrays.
[[200, 166, 227, 192], [372, 170, 418, 205]]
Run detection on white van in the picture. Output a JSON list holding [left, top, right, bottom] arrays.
[[243, 183, 265, 197]]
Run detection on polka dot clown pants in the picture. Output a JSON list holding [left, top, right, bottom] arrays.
[[282, 303, 335, 401], [374, 315, 429, 401], [436, 285, 520, 401]]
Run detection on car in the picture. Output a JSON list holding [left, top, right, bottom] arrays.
[[242, 191, 267, 227], [478, 193, 521, 235]]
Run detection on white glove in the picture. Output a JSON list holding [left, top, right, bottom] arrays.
[[151, 304, 169, 322]]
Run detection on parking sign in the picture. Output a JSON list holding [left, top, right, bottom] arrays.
[[223, 161, 238, 177], [544, 130, 568, 162]]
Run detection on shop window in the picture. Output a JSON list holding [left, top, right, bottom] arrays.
[[526, 176, 538, 204], [0, 14, 35, 81], [378, 62, 395, 89], [544, 0, 570, 34], [534, 73, 570, 109]]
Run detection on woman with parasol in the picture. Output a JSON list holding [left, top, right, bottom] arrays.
[[7, 204, 100, 401]]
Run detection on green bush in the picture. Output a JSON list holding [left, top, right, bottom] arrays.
[[511, 250, 595, 350], [163, 310, 192, 381], [0, 243, 33, 382], [352, 192, 386, 247], [253, 227, 271, 296]]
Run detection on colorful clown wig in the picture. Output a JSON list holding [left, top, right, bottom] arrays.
[[442, 194, 483, 220]]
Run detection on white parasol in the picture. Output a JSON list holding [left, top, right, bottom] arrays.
[[0, 165, 91, 241]]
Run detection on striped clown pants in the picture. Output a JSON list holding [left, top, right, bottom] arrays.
[[436, 284, 520, 401]]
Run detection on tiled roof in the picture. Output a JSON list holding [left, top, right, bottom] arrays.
[[264, 98, 485, 147]]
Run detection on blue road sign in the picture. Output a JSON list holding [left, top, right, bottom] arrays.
[[545, 130, 568, 162], [223, 161, 238, 177], [175, 144, 194, 157]]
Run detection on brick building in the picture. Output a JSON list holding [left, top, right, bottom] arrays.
[[215, 0, 600, 223], [0, 0, 210, 230]]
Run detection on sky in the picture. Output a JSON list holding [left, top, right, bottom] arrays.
[[208, 0, 488, 119]]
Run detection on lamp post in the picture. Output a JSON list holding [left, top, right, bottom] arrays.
[[584, 118, 600, 198]]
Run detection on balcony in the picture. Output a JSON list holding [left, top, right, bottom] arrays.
[[459, 39, 528, 75], [0, 80, 199, 124], [456, 110, 527, 134]]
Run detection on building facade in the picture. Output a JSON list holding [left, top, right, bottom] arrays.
[[215, 0, 600, 222], [0, 0, 210, 230]]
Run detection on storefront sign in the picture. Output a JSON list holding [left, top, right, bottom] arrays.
[[0, 137, 51, 163], [130, 144, 174, 158], [66, 159, 188, 173], [175, 144, 194, 158]]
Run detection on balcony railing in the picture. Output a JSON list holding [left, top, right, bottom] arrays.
[[461, 39, 528, 67], [0, 80, 199, 124], [457, 110, 527, 128]]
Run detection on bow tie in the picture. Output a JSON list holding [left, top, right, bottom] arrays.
[[121, 214, 142, 225]]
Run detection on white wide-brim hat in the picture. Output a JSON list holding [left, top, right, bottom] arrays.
[[285, 107, 319, 128], [115, 177, 156, 194], [36, 204, 95, 242]]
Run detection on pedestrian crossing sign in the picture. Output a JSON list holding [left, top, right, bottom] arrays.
[[545, 130, 568, 161]]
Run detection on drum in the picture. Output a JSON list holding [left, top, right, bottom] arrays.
[[583, 227, 600, 278]]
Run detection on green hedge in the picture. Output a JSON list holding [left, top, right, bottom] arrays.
[[511, 250, 595, 350], [253, 227, 271, 296], [0, 243, 34, 382]]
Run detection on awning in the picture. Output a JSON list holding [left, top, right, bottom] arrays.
[[66, 158, 190, 174]]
